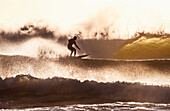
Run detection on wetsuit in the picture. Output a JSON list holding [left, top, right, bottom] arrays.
[[68, 39, 80, 56]]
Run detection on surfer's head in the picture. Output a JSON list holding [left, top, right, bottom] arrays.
[[73, 36, 77, 40]]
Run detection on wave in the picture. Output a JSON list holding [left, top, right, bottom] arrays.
[[0, 74, 169, 109], [0, 23, 134, 59], [117, 35, 170, 59], [0, 23, 55, 42], [0, 54, 170, 85], [3, 23, 170, 59]]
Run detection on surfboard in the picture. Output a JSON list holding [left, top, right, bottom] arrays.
[[74, 54, 90, 58], [58, 54, 90, 61], [68, 54, 90, 59]]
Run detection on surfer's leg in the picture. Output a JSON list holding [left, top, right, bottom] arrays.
[[70, 50, 73, 56], [68, 47, 74, 57], [73, 48, 76, 56]]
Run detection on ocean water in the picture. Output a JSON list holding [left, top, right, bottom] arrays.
[[0, 33, 170, 110], [2, 102, 170, 111], [0, 55, 169, 110]]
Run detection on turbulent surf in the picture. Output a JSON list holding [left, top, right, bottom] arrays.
[[0, 54, 170, 109], [0, 25, 170, 110]]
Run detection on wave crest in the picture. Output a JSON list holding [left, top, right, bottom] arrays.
[[0, 75, 169, 108]]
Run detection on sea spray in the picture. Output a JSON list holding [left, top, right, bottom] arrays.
[[0, 55, 170, 86]]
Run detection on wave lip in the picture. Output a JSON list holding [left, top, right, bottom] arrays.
[[0, 75, 169, 109], [117, 36, 170, 59]]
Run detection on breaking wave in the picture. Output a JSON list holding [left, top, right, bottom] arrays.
[[0, 74, 169, 109], [0, 25, 170, 109], [116, 32, 170, 59], [0, 55, 170, 86]]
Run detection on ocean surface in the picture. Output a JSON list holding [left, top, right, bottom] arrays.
[[2, 102, 170, 111], [0, 55, 169, 110]]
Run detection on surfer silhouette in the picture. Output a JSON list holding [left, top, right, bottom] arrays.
[[68, 36, 80, 57]]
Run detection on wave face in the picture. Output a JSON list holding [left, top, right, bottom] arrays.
[[117, 36, 170, 59], [0, 75, 169, 109]]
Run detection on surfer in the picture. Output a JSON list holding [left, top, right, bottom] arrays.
[[68, 36, 80, 56]]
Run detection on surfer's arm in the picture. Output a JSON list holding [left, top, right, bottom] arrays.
[[74, 42, 80, 50]]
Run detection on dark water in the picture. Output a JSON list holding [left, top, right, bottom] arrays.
[[0, 74, 169, 109]]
